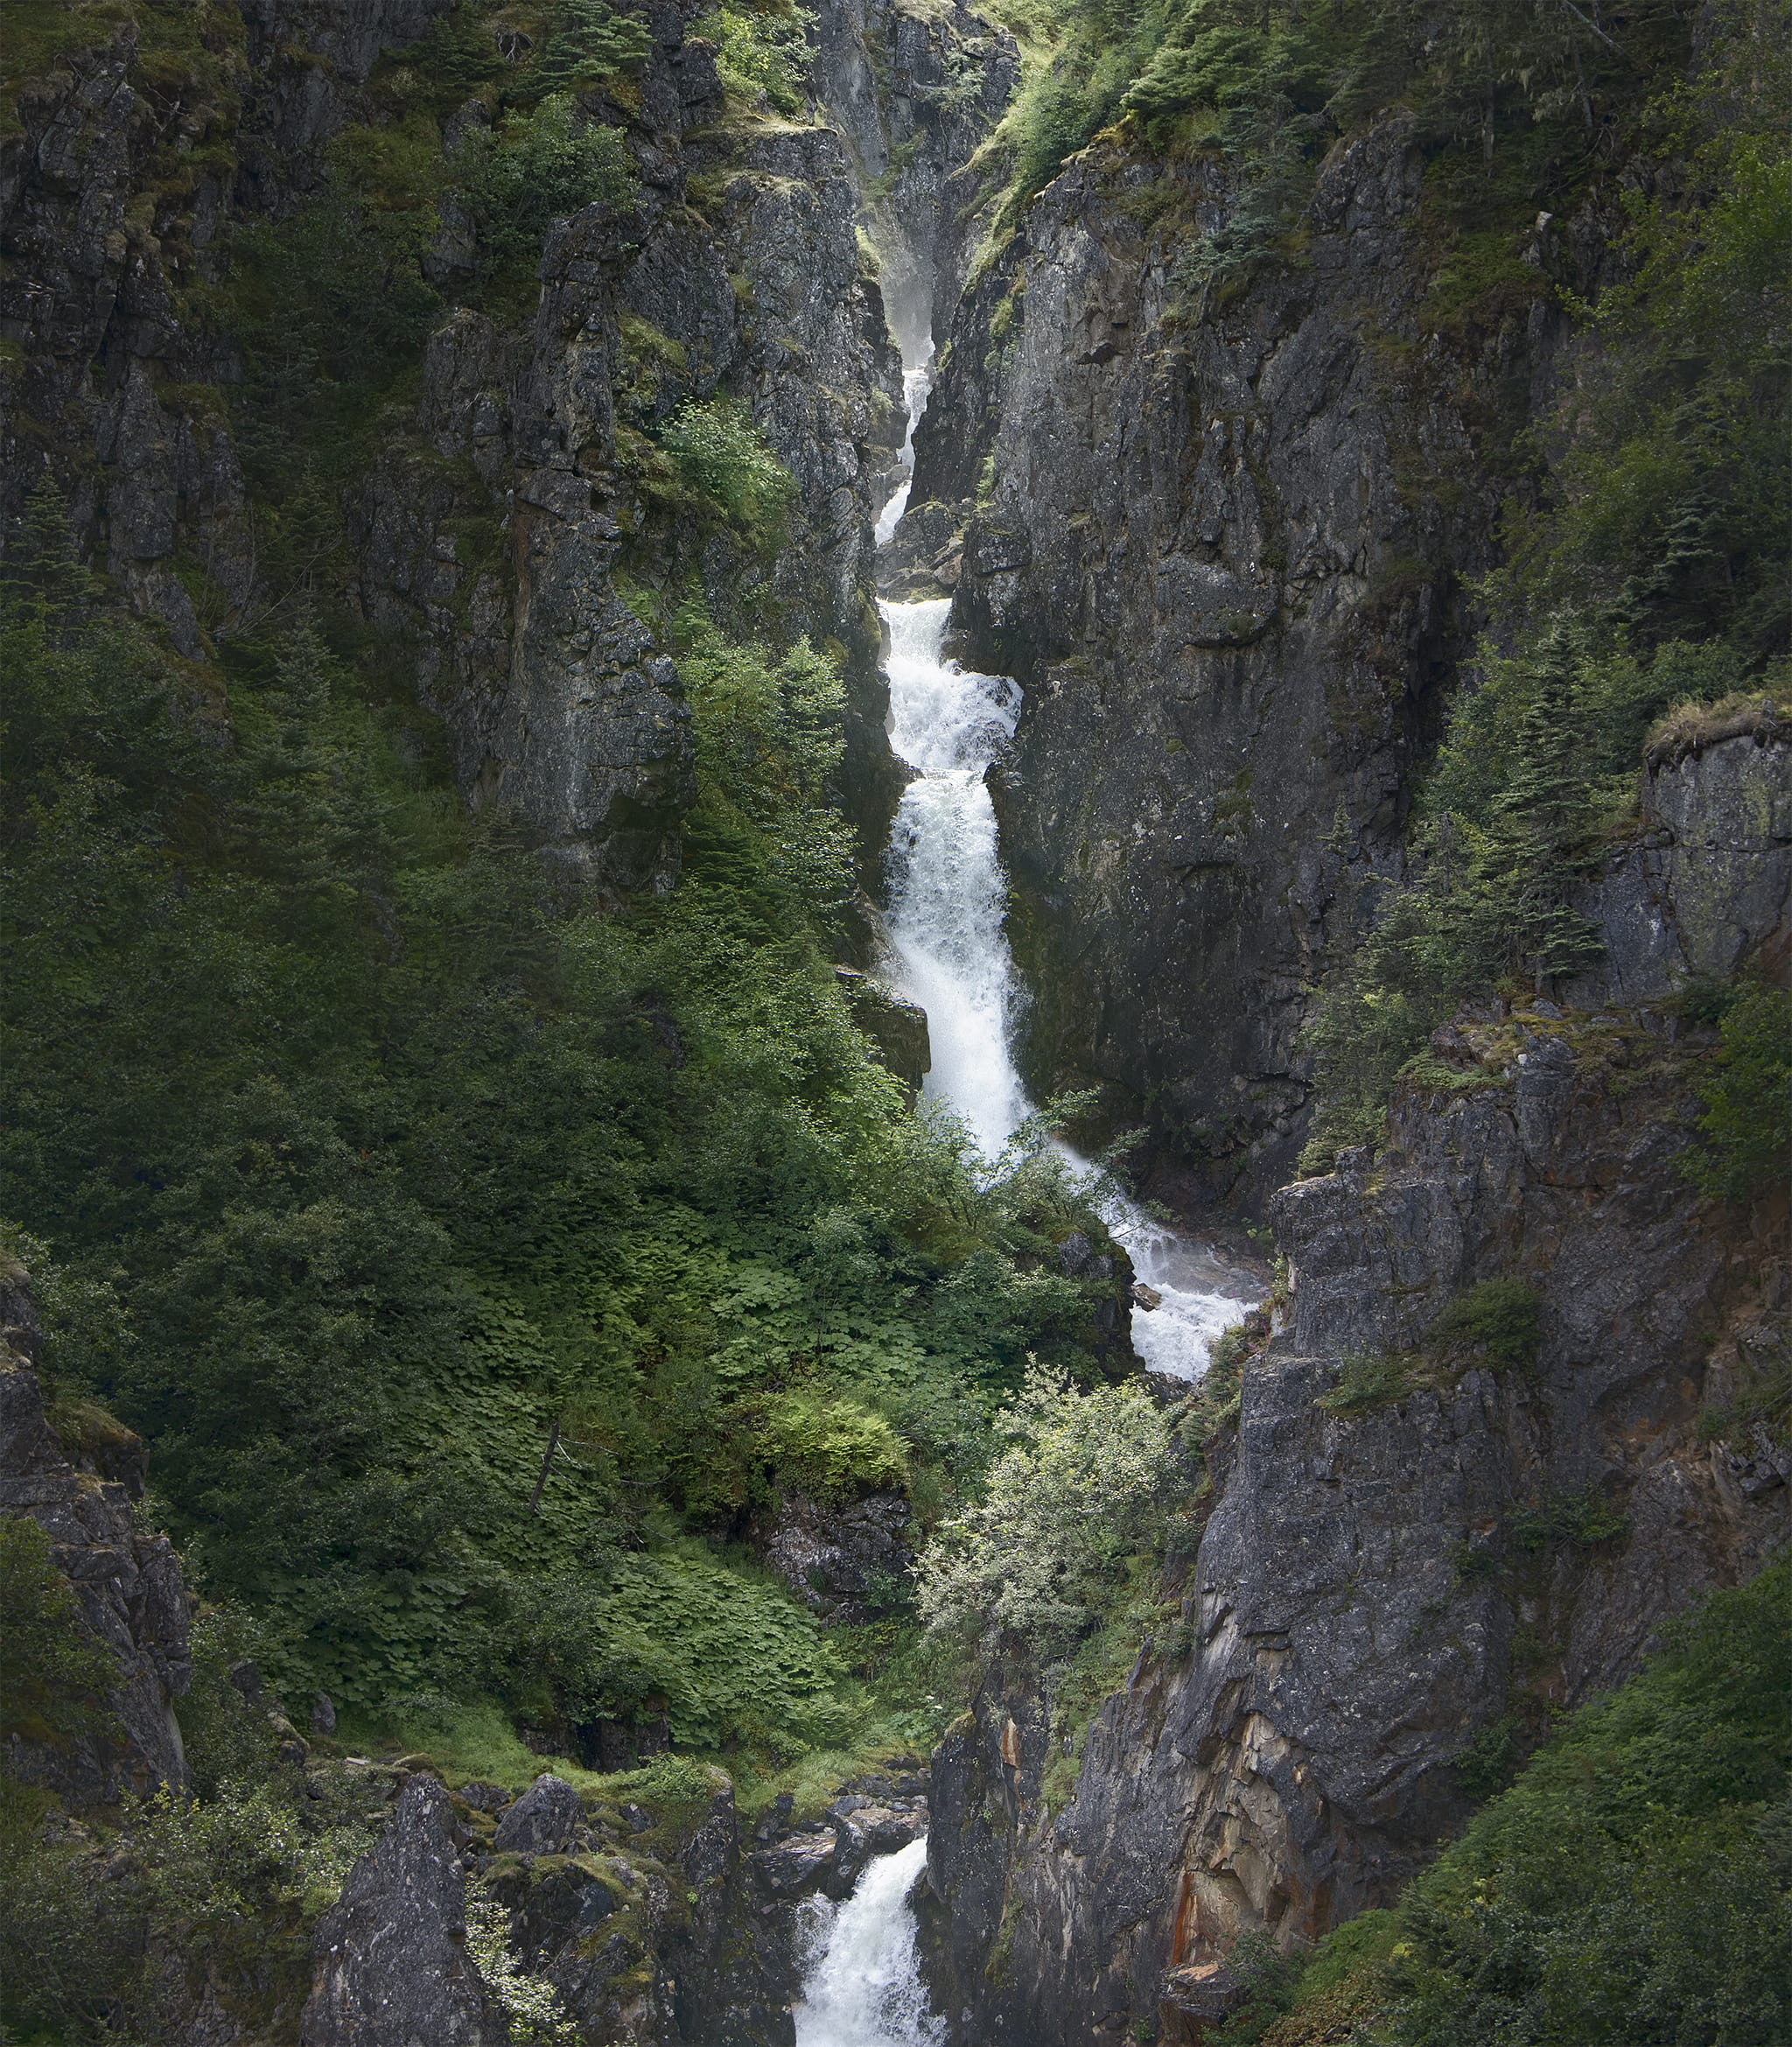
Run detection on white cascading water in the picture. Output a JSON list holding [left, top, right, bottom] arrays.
[[878, 600, 1258, 1378], [875, 353, 934, 546], [872, 356, 1260, 1378], [792, 1838, 944, 2047]]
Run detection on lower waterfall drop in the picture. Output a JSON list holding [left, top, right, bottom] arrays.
[[878, 598, 1259, 1376], [792, 1838, 943, 2047]]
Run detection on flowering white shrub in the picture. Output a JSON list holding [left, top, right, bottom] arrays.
[[915, 1369, 1174, 1654]]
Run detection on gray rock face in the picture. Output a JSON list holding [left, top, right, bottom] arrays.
[[0, 1265, 191, 1810], [348, 8, 912, 894], [0, 0, 451, 650], [1567, 724, 1792, 1006], [752, 1485, 914, 1622], [3, 0, 912, 897], [811, 0, 1018, 355], [492, 1770, 585, 1856], [302, 1774, 504, 2047], [905, 114, 1526, 1205], [920, 1023, 1789, 2043]]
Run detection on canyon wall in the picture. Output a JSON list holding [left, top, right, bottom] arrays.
[[918, 726, 1791, 2043], [1, 0, 990, 894], [902, 113, 1596, 1206]]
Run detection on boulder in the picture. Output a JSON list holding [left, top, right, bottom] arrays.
[[300, 1775, 503, 2047], [492, 1771, 584, 1857]]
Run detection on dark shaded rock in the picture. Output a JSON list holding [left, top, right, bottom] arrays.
[[492, 1771, 584, 1856], [311, 1691, 337, 1736], [906, 115, 1503, 1206], [458, 1779, 512, 1813], [836, 967, 932, 1090], [0, 1265, 190, 1810], [300, 1774, 503, 2047], [919, 1030, 1788, 2042], [751, 1827, 840, 1898], [751, 1487, 912, 1622]]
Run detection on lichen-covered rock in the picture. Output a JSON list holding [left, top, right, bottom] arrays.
[[1566, 725, 1792, 1006], [751, 1486, 913, 1622], [492, 1770, 585, 1856], [301, 1773, 504, 2047], [0, 1264, 191, 1810]]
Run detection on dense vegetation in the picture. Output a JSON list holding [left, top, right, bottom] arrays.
[[0, 513, 1128, 1744]]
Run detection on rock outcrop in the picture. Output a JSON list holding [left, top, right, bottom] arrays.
[[302, 1773, 505, 2047], [2, 0, 916, 894], [0, 1264, 192, 1809], [811, 0, 1018, 357], [918, 1005, 1789, 2042]]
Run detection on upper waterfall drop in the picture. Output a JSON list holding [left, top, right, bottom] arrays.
[[875, 564, 1260, 1377]]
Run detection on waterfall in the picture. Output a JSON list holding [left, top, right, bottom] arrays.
[[793, 1839, 944, 2047], [876, 370, 1259, 1374], [875, 354, 934, 546]]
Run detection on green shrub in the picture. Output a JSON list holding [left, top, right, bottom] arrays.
[[453, 92, 636, 278], [531, 0, 653, 92], [659, 398, 795, 537], [0, 1516, 118, 1750], [1317, 1349, 1418, 1414], [1506, 1485, 1629, 1554], [1431, 1279, 1542, 1371], [692, 1, 815, 116], [755, 1391, 910, 1500], [916, 1370, 1174, 1655]]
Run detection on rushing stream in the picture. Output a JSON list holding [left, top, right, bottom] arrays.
[[792, 1839, 943, 2047]]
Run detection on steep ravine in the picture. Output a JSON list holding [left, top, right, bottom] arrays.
[[4, 4, 1788, 2044]]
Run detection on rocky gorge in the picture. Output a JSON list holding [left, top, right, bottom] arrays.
[[2, 0, 1788, 2043]]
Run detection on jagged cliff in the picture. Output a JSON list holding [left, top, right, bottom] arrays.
[[900, 111, 1595, 1205], [916, 725, 1790, 2043], [1, 0, 964, 892]]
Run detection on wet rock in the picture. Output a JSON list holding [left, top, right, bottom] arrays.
[[300, 1774, 503, 2047], [836, 968, 932, 1090], [493, 1771, 584, 1856]]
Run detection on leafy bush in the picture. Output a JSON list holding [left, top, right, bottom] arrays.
[[453, 93, 636, 277], [917, 1370, 1175, 1655], [1431, 1279, 1542, 1371], [693, 1, 815, 116], [660, 398, 796, 537], [754, 1391, 910, 1500], [497, 1555, 853, 1751], [0, 1516, 117, 1749]]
